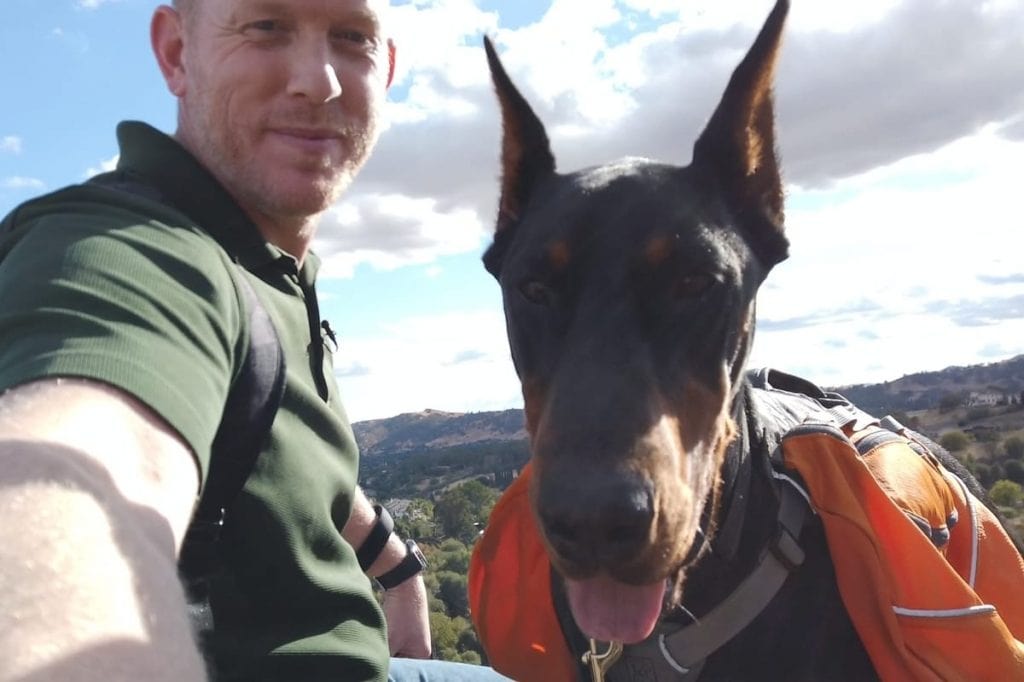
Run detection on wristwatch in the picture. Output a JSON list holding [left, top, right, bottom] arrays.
[[356, 504, 394, 571], [376, 539, 428, 590]]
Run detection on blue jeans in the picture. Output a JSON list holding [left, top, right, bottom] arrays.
[[387, 657, 513, 682]]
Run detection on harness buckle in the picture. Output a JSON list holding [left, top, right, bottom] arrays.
[[583, 639, 624, 682]]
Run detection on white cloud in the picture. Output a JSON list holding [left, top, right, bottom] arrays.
[[751, 129, 1024, 385], [84, 154, 119, 178], [1, 136, 22, 154], [315, 192, 486, 278], [321, 0, 1024, 416], [2, 177, 45, 190], [334, 310, 521, 422], [75, 0, 121, 9], [387, 0, 498, 89]]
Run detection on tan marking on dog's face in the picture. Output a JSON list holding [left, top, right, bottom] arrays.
[[547, 240, 571, 272], [677, 375, 732, 456], [641, 414, 697, 579], [521, 377, 547, 438], [644, 235, 674, 267], [657, 375, 738, 582]]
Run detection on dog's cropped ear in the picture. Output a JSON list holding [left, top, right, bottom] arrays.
[[483, 36, 556, 236], [692, 0, 790, 268]]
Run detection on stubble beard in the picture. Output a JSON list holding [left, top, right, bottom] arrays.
[[181, 94, 381, 226]]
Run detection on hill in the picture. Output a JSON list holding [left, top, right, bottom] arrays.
[[354, 355, 1024, 544], [834, 355, 1024, 415], [353, 408, 527, 456], [353, 355, 1024, 458]]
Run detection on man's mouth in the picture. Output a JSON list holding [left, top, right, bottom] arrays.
[[268, 127, 344, 155]]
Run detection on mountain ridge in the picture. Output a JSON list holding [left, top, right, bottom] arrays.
[[352, 354, 1024, 457]]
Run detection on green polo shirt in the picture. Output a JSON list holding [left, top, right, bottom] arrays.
[[0, 122, 388, 681]]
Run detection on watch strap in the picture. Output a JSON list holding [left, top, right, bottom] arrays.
[[376, 539, 427, 590], [356, 504, 394, 571]]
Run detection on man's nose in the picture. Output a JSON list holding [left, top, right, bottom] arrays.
[[287, 42, 342, 102]]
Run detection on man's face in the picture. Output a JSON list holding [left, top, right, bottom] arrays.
[[172, 0, 393, 225]]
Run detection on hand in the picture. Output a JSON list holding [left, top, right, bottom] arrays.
[[381, 574, 432, 658]]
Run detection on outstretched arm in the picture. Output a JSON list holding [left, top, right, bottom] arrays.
[[0, 379, 206, 681]]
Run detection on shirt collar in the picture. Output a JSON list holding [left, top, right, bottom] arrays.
[[114, 121, 299, 273]]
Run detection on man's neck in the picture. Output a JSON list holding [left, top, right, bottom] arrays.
[[248, 211, 319, 266]]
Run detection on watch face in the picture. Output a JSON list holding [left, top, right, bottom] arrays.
[[408, 541, 427, 568]]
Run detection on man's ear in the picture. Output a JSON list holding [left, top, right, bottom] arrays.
[[151, 5, 187, 97], [386, 39, 396, 89]]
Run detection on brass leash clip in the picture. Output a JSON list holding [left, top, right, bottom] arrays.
[[582, 639, 624, 682]]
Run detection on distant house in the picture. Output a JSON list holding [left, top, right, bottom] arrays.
[[493, 468, 519, 489], [384, 498, 416, 520], [967, 391, 1005, 407]]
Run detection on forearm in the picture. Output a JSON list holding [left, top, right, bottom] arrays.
[[0, 442, 206, 681], [342, 486, 409, 577], [343, 487, 432, 658]]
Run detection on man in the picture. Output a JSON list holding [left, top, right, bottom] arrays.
[[0, 1, 508, 680]]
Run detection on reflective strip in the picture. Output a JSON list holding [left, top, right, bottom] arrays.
[[657, 634, 690, 674], [770, 471, 814, 511], [945, 471, 980, 588], [892, 604, 996, 618]]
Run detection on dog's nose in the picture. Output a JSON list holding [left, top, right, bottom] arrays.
[[537, 471, 655, 566]]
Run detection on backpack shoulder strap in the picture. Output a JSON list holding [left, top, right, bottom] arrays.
[[178, 268, 286, 579]]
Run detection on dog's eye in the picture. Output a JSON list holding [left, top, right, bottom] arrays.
[[673, 273, 715, 299], [519, 279, 554, 306]]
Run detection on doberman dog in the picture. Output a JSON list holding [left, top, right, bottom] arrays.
[[479, 1, 1021, 680]]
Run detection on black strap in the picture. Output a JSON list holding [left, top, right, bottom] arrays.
[[357, 504, 395, 571], [178, 268, 286, 584]]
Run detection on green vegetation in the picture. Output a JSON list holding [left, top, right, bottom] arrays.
[[434, 479, 499, 543], [364, 389, 1024, 665], [420, 534, 484, 663], [361, 440, 529, 500], [1004, 436, 1024, 460], [990, 480, 1024, 508], [373, 472, 513, 664], [939, 430, 970, 452]]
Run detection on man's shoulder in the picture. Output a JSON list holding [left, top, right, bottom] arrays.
[[7, 178, 193, 233], [2, 179, 231, 272]]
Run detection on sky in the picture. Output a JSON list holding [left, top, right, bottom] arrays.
[[2, 0, 1023, 423]]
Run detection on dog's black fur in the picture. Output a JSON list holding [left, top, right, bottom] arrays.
[[481, 0, 1021, 679]]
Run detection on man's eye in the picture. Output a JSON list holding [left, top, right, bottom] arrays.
[[332, 29, 375, 48], [244, 19, 285, 36]]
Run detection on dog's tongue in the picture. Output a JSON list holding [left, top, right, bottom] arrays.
[[565, 575, 665, 644]]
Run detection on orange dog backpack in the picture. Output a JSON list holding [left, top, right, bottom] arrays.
[[468, 370, 1024, 681]]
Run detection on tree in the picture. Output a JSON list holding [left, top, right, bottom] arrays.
[[966, 406, 992, 422], [435, 538, 471, 574], [939, 392, 964, 413], [974, 462, 993, 487], [989, 480, 1024, 508], [395, 498, 437, 540], [1004, 436, 1024, 460], [429, 613, 476, 663], [434, 479, 499, 543], [939, 430, 970, 453], [436, 570, 470, 618], [1004, 460, 1024, 485]]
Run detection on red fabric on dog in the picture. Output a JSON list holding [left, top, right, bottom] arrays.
[[468, 462, 576, 682], [783, 430, 1024, 681]]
